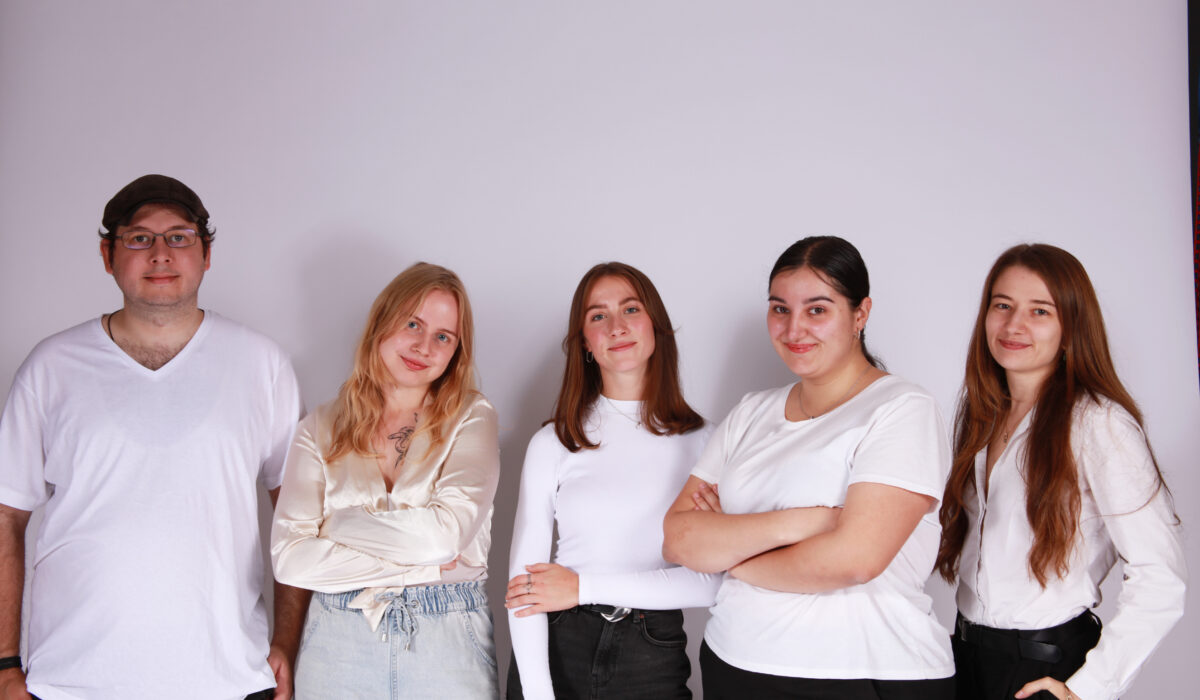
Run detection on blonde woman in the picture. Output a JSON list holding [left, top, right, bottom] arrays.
[[272, 262, 500, 698]]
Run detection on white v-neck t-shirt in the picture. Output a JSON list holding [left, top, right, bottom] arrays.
[[692, 375, 954, 680], [0, 313, 301, 700]]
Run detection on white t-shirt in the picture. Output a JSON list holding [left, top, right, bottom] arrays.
[[956, 397, 1186, 700], [692, 375, 954, 680], [508, 398, 719, 700], [0, 313, 301, 700]]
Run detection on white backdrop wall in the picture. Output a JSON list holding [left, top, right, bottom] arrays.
[[1, 2, 1195, 697]]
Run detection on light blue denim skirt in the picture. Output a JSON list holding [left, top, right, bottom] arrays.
[[294, 581, 499, 699]]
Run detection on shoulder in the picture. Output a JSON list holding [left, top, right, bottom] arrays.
[[722, 384, 792, 425], [203, 312, 293, 365], [1069, 394, 1146, 451], [858, 374, 943, 422], [525, 421, 567, 457], [462, 393, 497, 421], [11, 319, 105, 385]]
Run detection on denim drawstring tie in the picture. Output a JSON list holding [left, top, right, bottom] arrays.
[[376, 591, 422, 650]]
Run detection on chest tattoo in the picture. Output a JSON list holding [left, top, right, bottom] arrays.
[[388, 412, 419, 469]]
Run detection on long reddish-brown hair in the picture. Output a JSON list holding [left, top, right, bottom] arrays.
[[936, 244, 1169, 586], [327, 262, 477, 464], [551, 262, 704, 452]]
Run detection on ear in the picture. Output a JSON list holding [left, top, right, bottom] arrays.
[[855, 297, 872, 329], [203, 242, 212, 271], [100, 238, 115, 274]]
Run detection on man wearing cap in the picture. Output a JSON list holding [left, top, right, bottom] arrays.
[[0, 175, 309, 699]]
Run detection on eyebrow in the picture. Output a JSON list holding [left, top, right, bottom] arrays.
[[768, 295, 835, 305], [123, 225, 196, 232], [585, 296, 641, 313], [991, 293, 1057, 307]]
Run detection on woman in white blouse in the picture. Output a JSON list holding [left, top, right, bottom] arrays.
[[936, 244, 1185, 700], [271, 262, 501, 698], [663, 236, 956, 699], [504, 262, 718, 699]]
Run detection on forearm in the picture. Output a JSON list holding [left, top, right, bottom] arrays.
[[507, 609, 554, 700], [579, 565, 720, 609], [662, 508, 828, 573], [322, 506, 472, 566], [731, 530, 875, 593], [0, 505, 31, 657], [270, 582, 312, 662], [730, 483, 934, 593], [271, 531, 442, 591]]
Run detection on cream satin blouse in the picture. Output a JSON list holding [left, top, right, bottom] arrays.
[[271, 394, 500, 629]]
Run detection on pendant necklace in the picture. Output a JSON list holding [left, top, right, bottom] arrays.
[[797, 363, 872, 420]]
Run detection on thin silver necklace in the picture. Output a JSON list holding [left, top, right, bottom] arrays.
[[797, 364, 872, 420], [602, 395, 642, 428]]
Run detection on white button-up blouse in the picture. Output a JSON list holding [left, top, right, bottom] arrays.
[[956, 397, 1186, 700], [271, 394, 500, 629]]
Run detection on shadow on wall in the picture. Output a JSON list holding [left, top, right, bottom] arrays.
[[488, 339, 565, 689]]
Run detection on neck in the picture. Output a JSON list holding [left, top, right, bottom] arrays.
[[382, 385, 430, 420], [1005, 369, 1050, 408], [115, 302, 204, 346], [600, 370, 646, 401], [803, 354, 872, 401]]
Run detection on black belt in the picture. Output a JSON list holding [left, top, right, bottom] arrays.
[[576, 605, 682, 624], [955, 611, 1101, 664]]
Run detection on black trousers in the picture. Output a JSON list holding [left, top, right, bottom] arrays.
[[701, 641, 955, 700], [952, 611, 1102, 700], [507, 606, 691, 699]]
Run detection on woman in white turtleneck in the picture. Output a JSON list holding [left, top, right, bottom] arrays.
[[504, 262, 718, 700]]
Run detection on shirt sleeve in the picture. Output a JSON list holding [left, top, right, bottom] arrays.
[[0, 372, 50, 511], [1064, 404, 1187, 700], [506, 429, 562, 700], [847, 390, 951, 507], [577, 566, 720, 609], [269, 412, 442, 592], [690, 396, 743, 484], [261, 351, 303, 491], [319, 400, 500, 566]]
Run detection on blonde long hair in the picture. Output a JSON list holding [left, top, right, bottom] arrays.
[[327, 262, 477, 464]]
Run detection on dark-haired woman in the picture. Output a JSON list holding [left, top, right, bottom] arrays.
[[664, 236, 955, 699], [936, 244, 1185, 700], [505, 262, 719, 699]]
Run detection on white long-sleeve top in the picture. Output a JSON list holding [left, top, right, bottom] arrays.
[[956, 396, 1186, 700], [507, 399, 719, 700], [271, 395, 500, 630]]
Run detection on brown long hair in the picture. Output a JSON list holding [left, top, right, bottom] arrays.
[[551, 262, 704, 451], [327, 262, 477, 464], [936, 244, 1169, 586]]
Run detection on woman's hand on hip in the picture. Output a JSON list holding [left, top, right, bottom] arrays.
[[505, 563, 579, 617]]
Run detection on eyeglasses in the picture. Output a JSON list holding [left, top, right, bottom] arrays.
[[116, 229, 199, 250]]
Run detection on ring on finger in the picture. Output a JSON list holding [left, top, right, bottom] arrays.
[[526, 582, 532, 594]]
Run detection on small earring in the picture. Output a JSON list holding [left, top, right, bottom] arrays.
[[585, 350, 594, 363], [854, 328, 863, 341]]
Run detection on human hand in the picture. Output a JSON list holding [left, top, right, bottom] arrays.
[[505, 563, 579, 617], [0, 668, 32, 700], [1015, 676, 1076, 699], [691, 481, 722, 513], [267, 645, 293, 700], [440, 556, 460, 572]]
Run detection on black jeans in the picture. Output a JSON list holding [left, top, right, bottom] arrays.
[[507, 606, 691, 699], [952, 610, 1102, 700], [701, 641, 955, 700]]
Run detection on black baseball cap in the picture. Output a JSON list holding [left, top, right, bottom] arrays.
[[101, 174, 209, 232]]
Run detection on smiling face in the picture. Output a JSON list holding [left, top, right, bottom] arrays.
[[985, 264, 1063, 388], [581, 275, 656, 394], [767, 266, 869, 381], [101, 203, 210, 312], [378, 288, 461, 394]]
